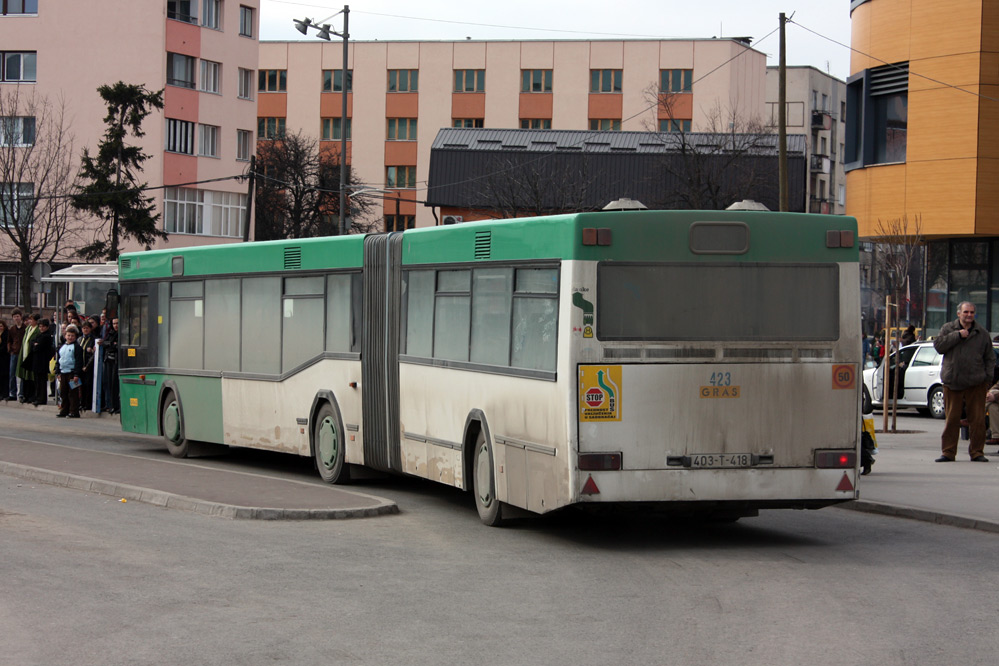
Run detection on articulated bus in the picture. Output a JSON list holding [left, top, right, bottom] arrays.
[[117, 210, 862, 525]]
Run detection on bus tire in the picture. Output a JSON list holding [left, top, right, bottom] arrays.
[[473, 429, 506, 526], [314, 401, 349, 484], [161, 390, 191, 458]]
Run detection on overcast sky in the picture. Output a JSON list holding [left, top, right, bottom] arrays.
[[259, 0, 854, 80]]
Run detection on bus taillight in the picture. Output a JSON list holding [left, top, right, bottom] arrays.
[[578, 453, 622, 471], [814, 450, 857, 468]]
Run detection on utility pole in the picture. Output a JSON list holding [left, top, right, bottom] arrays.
[[243, 154, 255, 242], [339, 5, 350, 236], [778, 12, 789, 212]]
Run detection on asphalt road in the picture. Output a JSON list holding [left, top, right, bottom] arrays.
[[2, 408, 998, 665]]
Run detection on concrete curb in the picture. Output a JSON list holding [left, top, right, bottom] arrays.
[[836, 499, 999, 534], [0, 461, 400, 520]]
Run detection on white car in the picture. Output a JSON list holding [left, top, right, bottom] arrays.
[[862, 341, 999, 418]]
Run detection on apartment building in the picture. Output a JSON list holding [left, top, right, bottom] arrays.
[[765, 66, 847, 216], [258, 38, 768, 230], [0, 0, 258, 309]]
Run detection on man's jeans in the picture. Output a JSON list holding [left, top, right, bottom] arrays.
[[8, 355, 17, 398]]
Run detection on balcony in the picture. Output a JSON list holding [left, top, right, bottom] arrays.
[[810, 154, 831, 174], [809, 197, 832, 215], [811, 110, 832, 130]]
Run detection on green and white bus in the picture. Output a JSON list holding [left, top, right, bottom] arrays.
[[118, 210, 862, 525]]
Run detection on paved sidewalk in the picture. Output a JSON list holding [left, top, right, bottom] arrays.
[[0, 401, 398, 520], [841, 413, 999, 533]]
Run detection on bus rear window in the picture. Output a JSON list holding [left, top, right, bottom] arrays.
[[597, 263, 839, 341]]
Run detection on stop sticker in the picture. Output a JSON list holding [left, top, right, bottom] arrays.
[[585, 388, 604, 407]]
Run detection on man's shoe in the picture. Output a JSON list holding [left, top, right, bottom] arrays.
[[55, 412, 67, 418], [935, 456, 955, 462], [971, 455, 990, 462], [67, 413, 80, 419]]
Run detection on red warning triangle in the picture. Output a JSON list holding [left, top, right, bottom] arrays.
[[836, 472, 854, 492], [581, 475, 600, 495]]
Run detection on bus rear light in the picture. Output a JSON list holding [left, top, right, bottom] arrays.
[[815, 450, 857, 468], [582, 228, 597, 245], [597, 228, 612, 246], [578, 452, 622, 471], [826, 230, 855, 248]]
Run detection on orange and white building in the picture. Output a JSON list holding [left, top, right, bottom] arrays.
[[258, 37, 769, 230], [0, 0, 258, 308]]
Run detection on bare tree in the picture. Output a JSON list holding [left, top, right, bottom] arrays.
[[870, 213, 924, 432], [476, 154, 596, 219], [643, 86, 779, 210], [0, 86, 78, 309], [254, 129, 376, 240]]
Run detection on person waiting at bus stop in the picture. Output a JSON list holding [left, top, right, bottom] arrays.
[[933, 301, 994, 463], [55, 324, 83, 418]]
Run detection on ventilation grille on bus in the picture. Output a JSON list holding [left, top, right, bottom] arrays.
[[284, 247, 302, 269], [604, 347, 717, 360], [474, 231, 491, 260], [121, 258, 131, 270], [724, 348, 793, 359]]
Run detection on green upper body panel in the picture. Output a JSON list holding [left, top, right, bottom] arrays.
[[119, 211, 858, 281]]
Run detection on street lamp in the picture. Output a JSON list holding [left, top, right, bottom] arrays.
[[295, 5, 350, 235], [348, 187, 401, 232]]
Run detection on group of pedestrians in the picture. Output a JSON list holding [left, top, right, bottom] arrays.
[[0, 304, 119, 419]]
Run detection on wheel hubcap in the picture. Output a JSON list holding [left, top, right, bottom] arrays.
[[475, 443, 493, 506], [163, 402, 180, 442], [318, 416, 338, 470]]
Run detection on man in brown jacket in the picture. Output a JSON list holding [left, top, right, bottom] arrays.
[[6, 308, 24, 401], [933, 302, 995, 462]]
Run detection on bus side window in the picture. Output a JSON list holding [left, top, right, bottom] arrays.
[[326, 273, 352, 352], [512, 268, 558, 372], [169, 281, 204, 370], [470, 267, 513, 366], [205, 279, 240, 371], [404, 270, 434, 357], [241, 277, 281, 374]]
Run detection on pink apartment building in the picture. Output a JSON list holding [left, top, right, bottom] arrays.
[[0, 0, 258, 309], [258, 38, 767, 231]]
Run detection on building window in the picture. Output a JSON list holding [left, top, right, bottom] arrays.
[[388, 69, 418, 92], [321, 117, 351, 140], [200, 60, 220, 94], [846, 62, 908, 170], [168, 0, 197, 23], [0, 116, 35, 146], [521, 69, 552, 93], [659, 119, 690, 133], [201, 0, 221, 29], [590, 119, 621, 131], [257, 117, 285, 139], [1, 1, 38, 15], [237, 67, 253, 100], [258, 69, 286, 92], [453, 118, 483, 128], [387, 118, 417, 140], [0, 273, 20, 306], [1, 51, 36, 82], [236, 129, 252, 161], [164, 187, 245, 237], [385, 215, 415, 232], [166, 119, 196, 155], [167, 53, 196, 89], [198, 124, 219, 157], [238, 5, 253, 37], [659, 69, 692, 93], [386, 166, 416, 189], [590, 69, 622, 93], [520, 119, 551, 129], [322, 69, 352, 92], [454, 69, 485, 93], [0, 181, 32, 228]]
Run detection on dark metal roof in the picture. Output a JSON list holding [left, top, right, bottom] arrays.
[[427, 128, 807, 213]]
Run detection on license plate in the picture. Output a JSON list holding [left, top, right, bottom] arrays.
[[689, 453, 752, 468]]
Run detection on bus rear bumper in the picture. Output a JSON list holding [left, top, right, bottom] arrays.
[[575, 467, 859, 507]]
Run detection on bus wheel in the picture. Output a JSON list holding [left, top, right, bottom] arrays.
[[161, 391, 190, 458], [314, 402, 349, 484], [473, 429, 506, 526]]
